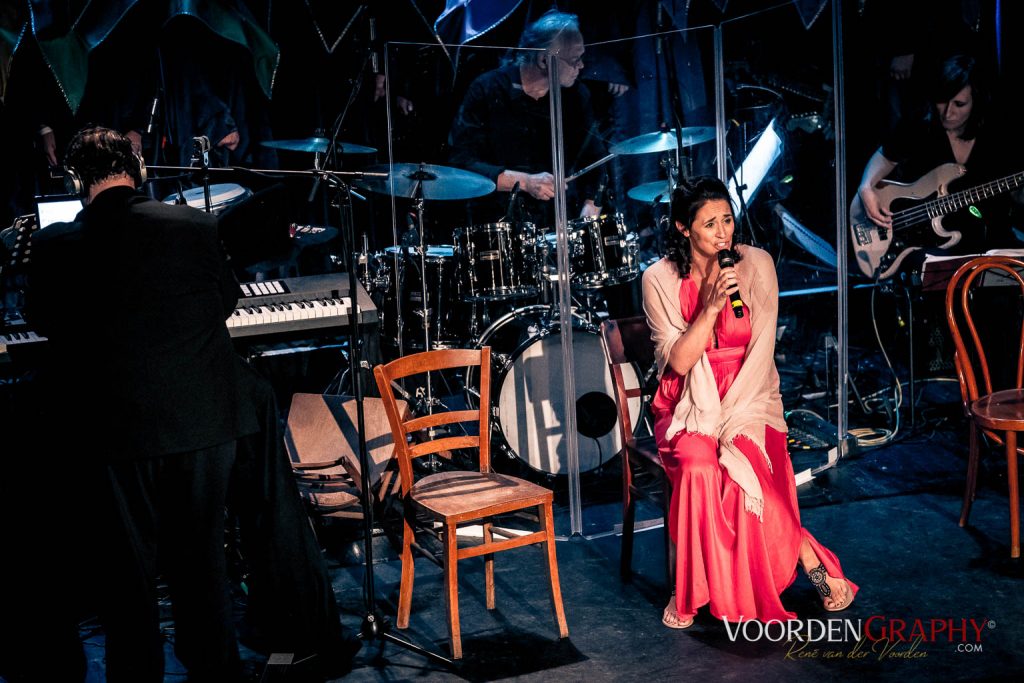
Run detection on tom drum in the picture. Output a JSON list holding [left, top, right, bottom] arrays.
[[453, 221, 539, 301], [542, 213, 639, 289]]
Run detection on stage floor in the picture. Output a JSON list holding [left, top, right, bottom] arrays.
[[72, 383, 1024, 682]]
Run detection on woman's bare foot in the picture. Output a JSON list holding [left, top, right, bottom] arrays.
[[662, 596, 695, 629], [799, 539, 853, 612]]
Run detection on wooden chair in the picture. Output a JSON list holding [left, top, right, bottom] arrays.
[[284, 393, 408, 522], [599, 316, 674, 583], [945, 256, 1024, 558], [372, 347, 568, 659]]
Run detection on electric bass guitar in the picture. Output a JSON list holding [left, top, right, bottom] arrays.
[[849, 163, 1024, 279]]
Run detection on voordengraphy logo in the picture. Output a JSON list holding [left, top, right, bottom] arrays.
[[863, 617, 989, 643], [723, 616, 991, 660]]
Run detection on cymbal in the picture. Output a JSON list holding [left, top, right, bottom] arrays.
[[261, 137, 376, 154], [610, 127, 716, 155], [627, 181, 673, 203], [355, 163, 496, 200]]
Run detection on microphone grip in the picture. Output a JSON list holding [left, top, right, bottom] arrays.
[[727, 289, 744, 318]]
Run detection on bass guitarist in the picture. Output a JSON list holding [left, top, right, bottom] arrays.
[[852, 54, 1023, 279]]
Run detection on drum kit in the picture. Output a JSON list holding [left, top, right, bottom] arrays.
[[337, 125, 715, 477], [334, 154, 656, 478], [156, 126, 714, 477]]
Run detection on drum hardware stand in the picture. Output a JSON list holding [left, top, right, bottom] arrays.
[[404, 168, 446, 448]]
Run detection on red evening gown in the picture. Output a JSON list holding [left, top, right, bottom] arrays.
[[652, 277, 857, 622]]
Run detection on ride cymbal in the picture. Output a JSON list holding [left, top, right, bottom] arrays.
[[355, 163, 496, 200], [610, 127, 716, 155], [261, 137, 376, 154]]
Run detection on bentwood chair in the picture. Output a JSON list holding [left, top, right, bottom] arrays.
[[599, 316, 674, 584], [284, 393, 407, 523], [373, 347, 568, 659], [945, 256, 1024, 558]]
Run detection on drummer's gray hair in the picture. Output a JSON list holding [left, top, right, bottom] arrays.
[[512, 11, 582, 67]]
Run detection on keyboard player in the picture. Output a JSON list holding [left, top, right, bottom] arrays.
[[15, 126, 359, 681]]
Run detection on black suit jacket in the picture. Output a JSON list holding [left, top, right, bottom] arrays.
[[24, 186, 260, 459]]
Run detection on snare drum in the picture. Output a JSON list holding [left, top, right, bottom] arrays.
[[475, 306, 641, 475], [381, 245, 463, 350], [453, 222, 539, 301], [162, 183, 252, 214], [543, 213, 639, 288]]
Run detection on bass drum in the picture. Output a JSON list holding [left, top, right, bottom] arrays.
[[479, 306, 642, 476]]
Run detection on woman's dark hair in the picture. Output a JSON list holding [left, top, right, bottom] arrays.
[[924, 54, 988, 140], [511, 10, 582, 67], [663, 175, 742, 276], [64, 126, 143, 190]]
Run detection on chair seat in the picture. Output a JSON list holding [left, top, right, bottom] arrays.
[[411, 471, 553, 520], [971, 389, 1024, 431]]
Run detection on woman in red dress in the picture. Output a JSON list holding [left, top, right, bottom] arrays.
[[641, 176, 857, 629]]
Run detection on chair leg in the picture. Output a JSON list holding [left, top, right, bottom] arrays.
[[621, 452, 635, 580], [444, 522, 462, 659], [483, 522, 495, 610], [397, 517, 416, 629], [620, 485, 636, 581], [1007, 431, 1020, 559], [961, 422, 980, 527], [541, 502, 569, 639]]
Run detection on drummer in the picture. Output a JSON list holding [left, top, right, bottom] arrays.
[[448, 10, 608, 227]]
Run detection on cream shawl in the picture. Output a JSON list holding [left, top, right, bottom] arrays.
[[641, 245, 787, 520]]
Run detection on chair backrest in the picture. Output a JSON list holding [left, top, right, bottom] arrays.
[[284, 393, 407, 490], [945, 256, 1024, 408], [373, 347, 492, 494], [600, 316, 656, 446]]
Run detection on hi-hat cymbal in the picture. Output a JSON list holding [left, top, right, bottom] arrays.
[[610, 127, 716, 155], [355, 163, 496, 200], [261, 137, 376, 154], [627, 181, 673, 203]]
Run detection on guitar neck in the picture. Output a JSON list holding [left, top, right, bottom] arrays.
[[929, 171, 1024, 218]]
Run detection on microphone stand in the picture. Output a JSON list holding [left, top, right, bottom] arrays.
[[317, 31, 454, 669], [189, 137, 213, 213]]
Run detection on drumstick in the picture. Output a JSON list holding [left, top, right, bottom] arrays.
[[565, 153, 615, 183]]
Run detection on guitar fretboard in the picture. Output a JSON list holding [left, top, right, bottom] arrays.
[[925, 172, 1024, 219]]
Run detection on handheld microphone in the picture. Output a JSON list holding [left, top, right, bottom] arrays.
[[717, 249, 744, 318]]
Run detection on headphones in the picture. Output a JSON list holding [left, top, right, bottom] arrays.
[[64, 151, 148, 197]]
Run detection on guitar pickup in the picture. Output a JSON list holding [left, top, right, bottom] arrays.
[[854, 225, 873, 246]]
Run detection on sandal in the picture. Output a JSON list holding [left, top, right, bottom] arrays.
[[806, 562, 854, 612], [662, 597, 695, 629]]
